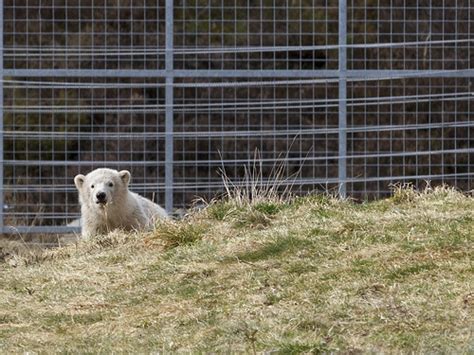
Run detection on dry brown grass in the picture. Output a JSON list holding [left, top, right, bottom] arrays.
[[0, 186, 473, 353]]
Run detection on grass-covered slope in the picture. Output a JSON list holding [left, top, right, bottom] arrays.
[[0, 187, 473, 353]]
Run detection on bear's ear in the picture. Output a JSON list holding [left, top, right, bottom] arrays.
[[119, 170, 131, 186], [74, 174, 86, 190]]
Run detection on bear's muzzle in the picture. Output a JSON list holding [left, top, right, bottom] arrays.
[[95, 191, 108, 205]]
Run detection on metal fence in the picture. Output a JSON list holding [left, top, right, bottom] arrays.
[[0, 0, 472, 234]]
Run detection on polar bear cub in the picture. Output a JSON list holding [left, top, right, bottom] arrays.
[[74, 168, 167, 238]]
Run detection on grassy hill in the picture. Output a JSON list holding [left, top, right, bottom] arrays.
[[0, 186, 473, 353]]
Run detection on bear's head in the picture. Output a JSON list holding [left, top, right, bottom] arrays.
[[74, 168, 131, 209]]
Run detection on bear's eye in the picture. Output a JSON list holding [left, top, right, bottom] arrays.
[[108, 182, 114, 187], [91, 184, 95, 189]]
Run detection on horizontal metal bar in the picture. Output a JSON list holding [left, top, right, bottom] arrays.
[[347, 69, 474, 79], [346, 172, 474, 184], [4, 38, 473, 55], [2, 145, 474, 169], [4, 74, 470, 89], [4, 90, 471, 111], [5, 120, 474, 141], [3, 69, 337, 78], [4, 69, 474, 78], [5, 69, 157, 78], [2, 171, 472, 192], [166, 172, 474, 189], [1, 160, 166, 166], [1, 225, 81, 234]]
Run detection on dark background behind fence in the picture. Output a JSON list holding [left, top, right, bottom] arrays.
[[0, 0, 472, 233]]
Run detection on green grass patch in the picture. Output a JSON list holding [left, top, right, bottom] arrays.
[[275, 341, 331, 354], [232, 202, 287, 229], [351, 258, 379, 276], [206, 201, 237, 221], [386, 262, 438, 281], [234, 235, 311, 262], [253, 201, 285, 215], [153, 219, 209, 249]]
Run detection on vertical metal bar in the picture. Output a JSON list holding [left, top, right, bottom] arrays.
[[0, 0, 4, 232], [165, 0, 174, 213], [338, 0, 347, 198]]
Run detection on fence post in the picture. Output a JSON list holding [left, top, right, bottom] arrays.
[[0, 0, 4, 232], [165, 0, 174, 213], [338, 0, 347, 198]]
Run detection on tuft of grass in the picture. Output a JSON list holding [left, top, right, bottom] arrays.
[[385, 262, 438, 281], [0, 185, 472, 353], [207, 199, 288, 229], [218, 148, 301, 206], [206, 200, 238, 221], [0, 239, 54, 266], [233, 208, 273, 229], [390, 182, 420, 203], [253, 201, 285, 216], [149, 218, 209, 249], [212, 148, 297, 230]]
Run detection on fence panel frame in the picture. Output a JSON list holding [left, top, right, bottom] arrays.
[[338, 0, 347, 198], [0, 0, 3, 233], [165, 0, 174, 213]]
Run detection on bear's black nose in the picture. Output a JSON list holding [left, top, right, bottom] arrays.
[[96, 192, 107, 202]]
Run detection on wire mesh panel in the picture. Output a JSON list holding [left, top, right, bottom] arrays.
[[3, 78, 167, 228], [174, 0, 338, 70], [346, 1, 473, 198], [4, 0, 166, 70], [347, 1, 472, 71], [346, 77, 472, 198], [2, 0, 168, 232], [0, 0, 472, 234], [173, 78, 340, 205]]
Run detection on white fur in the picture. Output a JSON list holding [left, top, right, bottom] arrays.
[[74, 168, 167, 238]]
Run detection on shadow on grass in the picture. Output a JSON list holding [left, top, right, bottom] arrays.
[[226, 235, 312, 263]]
